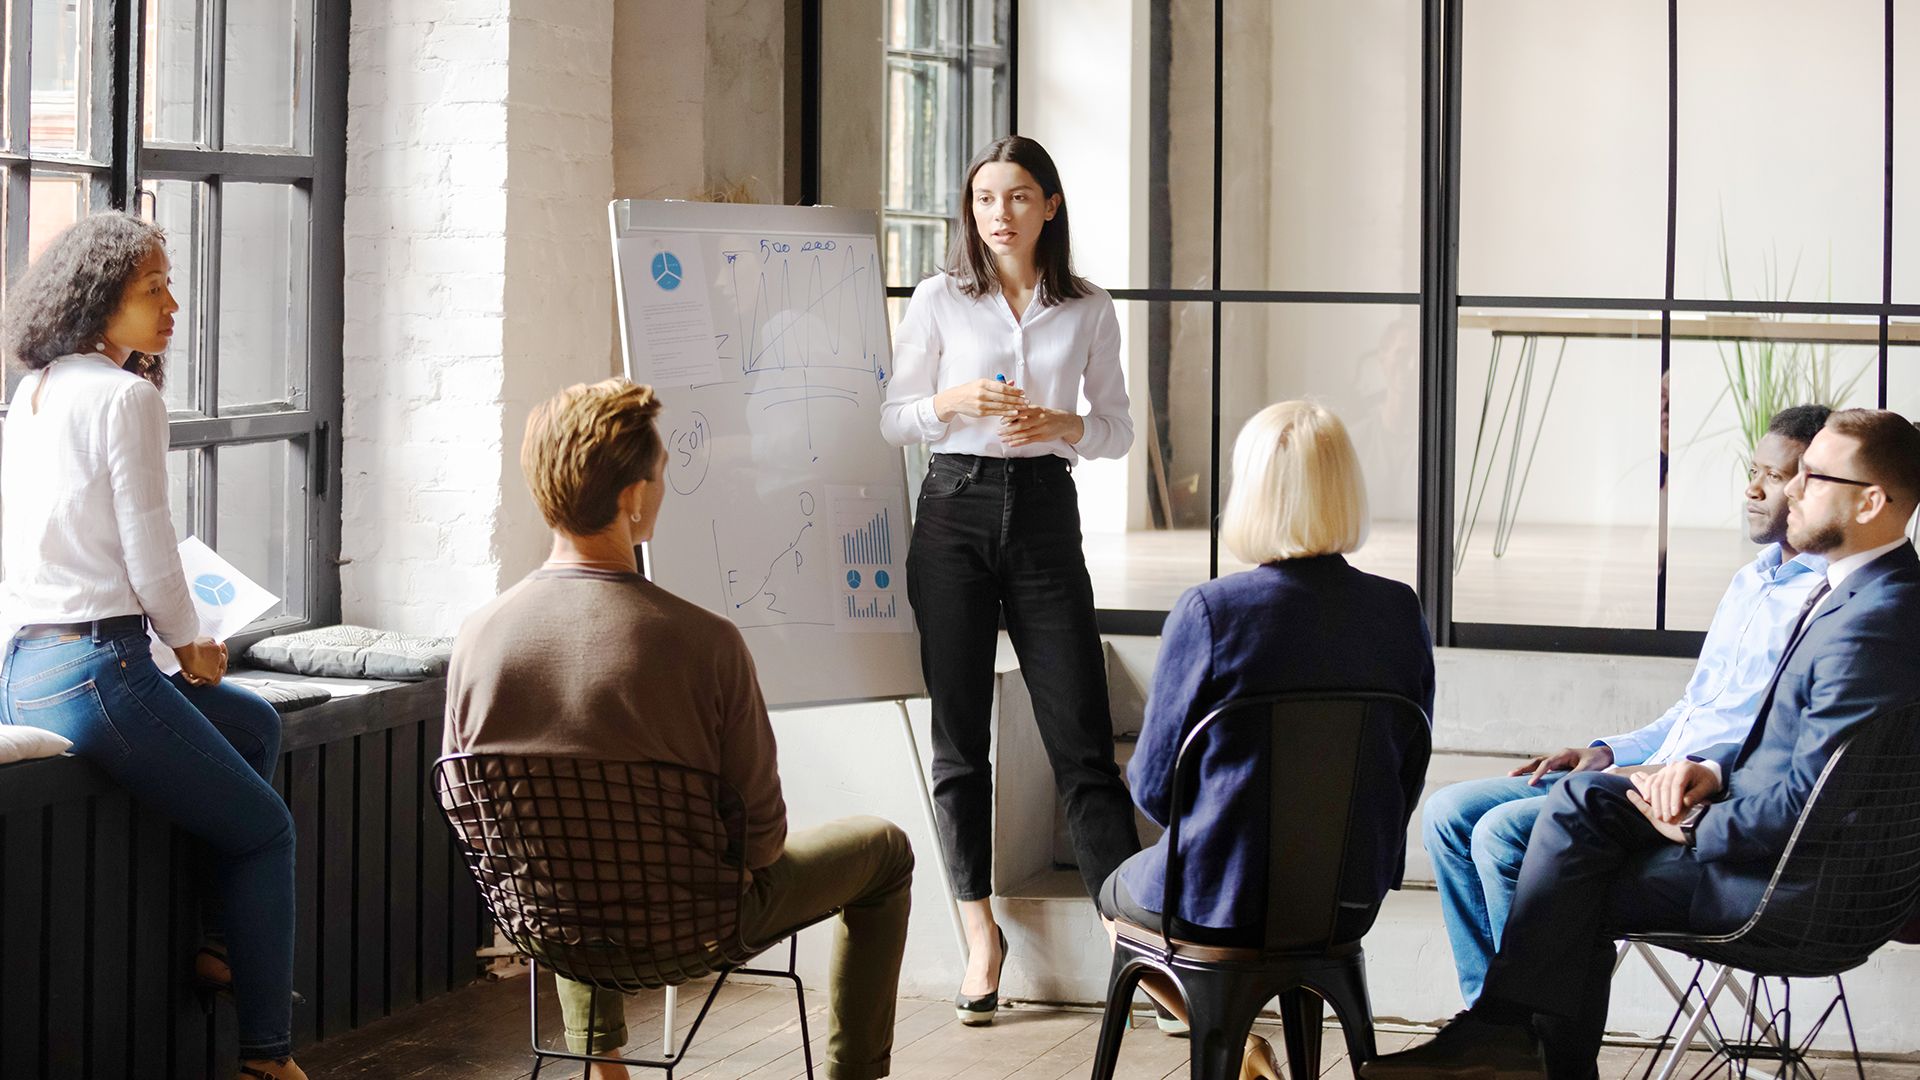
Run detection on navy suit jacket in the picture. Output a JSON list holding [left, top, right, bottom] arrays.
[[1119, 555, 1435, 932], [1690, 541, 1920, 929]]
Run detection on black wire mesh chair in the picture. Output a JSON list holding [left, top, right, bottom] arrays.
[[434, 753, 831, 1080], [1089, 691, 1432, 1080], [1623, 701, 1920, 1080]]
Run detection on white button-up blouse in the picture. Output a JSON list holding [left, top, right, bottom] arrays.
[[880, 273, 1133, 462], [0, 353, 199, 646]]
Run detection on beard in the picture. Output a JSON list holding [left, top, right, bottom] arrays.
[[1788, 517, 1847, 554]]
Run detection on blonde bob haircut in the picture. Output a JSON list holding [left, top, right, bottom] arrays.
[[521, 378, 664, 536], [1220, 400, 1369, 564]]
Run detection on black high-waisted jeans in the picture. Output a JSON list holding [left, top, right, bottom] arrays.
[[905, 452, 1140, 902]]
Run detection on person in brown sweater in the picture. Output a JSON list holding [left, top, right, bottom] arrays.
[[444, 379, 914, 1080]]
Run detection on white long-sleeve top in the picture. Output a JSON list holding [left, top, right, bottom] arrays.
[[881, 273, 1133, 462], [0, 353, 199, 646]]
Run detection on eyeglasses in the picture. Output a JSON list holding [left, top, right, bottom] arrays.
[[1803, 470, 1875, 489]]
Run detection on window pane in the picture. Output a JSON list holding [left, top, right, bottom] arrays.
[[1221, 0, 1421, 293], [1898, 13, 1920, 305], [216, 440, 302, 621], [1453, 310, 1661, 628], [29, 0, 89, 153], [1082, 300, 1213, 611], [971, 0, 1005, 48], [142, 0, 203, 146], [887, 0, 959, 52], [883, 217, 946, 292], [27, 170, 84, 262], [1216, 303, 1419, 590], [224, 0, 307, 150], [1458, 0, 1668, 299], [885, 58, 957, 216], [1892, 344, 1920, 547], [219, 182, 305, 410], [1667, 320, 1879, 630], [167, 448, 194, 540], [1674, 1, 1885, 304], [968, 63, 1003, 158], [142, 178, 205, 414]]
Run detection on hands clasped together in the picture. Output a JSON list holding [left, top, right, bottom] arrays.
[[1507, 743, 1720, 843], [932, 377, 1085, 449]]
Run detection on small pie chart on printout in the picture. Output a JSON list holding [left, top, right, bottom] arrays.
[[650, 251, 683, 291], [193, 573, 237, 606]]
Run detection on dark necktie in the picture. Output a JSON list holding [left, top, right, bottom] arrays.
[[1734, 578, 1834, 769]]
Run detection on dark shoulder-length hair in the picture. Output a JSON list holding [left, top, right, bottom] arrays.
[[942, 136, 1088, 308], [1, 211, 170, 389]]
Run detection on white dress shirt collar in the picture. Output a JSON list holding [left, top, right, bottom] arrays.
[[1825, 536, 1909, 592]]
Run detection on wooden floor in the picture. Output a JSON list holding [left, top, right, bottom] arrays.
[[293, 972, 1916, 1079]]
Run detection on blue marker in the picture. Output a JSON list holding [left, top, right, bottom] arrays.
[[996, 374, 1007, 383]]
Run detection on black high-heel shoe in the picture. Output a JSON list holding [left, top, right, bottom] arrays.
[[955, 927, 1010, 1026]]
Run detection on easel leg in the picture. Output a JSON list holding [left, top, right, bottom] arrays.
[[897, 700, 971, 964]]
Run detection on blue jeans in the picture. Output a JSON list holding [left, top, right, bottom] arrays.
[[2, 628, 295, 1061], [1420, 772, 1568, 1006]]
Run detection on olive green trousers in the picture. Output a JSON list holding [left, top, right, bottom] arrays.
[[540, 815, 915, 1080]]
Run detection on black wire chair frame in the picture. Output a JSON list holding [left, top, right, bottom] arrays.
[[434, 753, 833, 1079], [1623, 701, 1920, 1080], [1089, 691, 1433, 1080]]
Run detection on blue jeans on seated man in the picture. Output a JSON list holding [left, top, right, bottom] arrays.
[[1421, 772, 1571, 1006], [2, 627, 296, 1062]]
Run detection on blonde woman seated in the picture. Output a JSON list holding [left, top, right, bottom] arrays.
[[444, 380, 915, 1080], [1099, 402, 1435, 1078]]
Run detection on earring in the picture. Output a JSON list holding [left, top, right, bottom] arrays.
[[630, 511, 643, 523]]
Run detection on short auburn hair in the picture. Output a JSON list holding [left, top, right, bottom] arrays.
[[1220, 401, 1369, 564], [521, 379, 665, 536], [1823, 408, 1920, 514]]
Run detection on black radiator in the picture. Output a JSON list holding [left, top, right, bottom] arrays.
[[0, 678, 486, 1079]]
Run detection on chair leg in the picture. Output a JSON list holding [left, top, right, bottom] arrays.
[[1645, 964, 1734, 1080], [1090, 953, 1153, 1080], [1278, 987, 1324, 1080], [1181, 968, 1276, 1080], [530, 956, 547, 1080], [733, 936, 818, 1080], [1314, 951, 1379, 1070]]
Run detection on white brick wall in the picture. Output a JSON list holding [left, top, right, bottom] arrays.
[[342, 1, 613, 636]]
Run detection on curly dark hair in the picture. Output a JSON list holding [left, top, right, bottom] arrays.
[[1, 211, 170, 389]]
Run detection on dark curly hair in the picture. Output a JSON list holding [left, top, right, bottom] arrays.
[[1, 211, 170, 390]]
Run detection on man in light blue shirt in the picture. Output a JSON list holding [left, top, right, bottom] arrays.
[[1422, 405, 1832, 1006]]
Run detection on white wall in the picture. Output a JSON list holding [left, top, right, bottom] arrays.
[[341, 1, 613, 636]]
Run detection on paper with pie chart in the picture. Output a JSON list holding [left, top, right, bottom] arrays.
[[830, 486, 911, 634], [148, 536, 282, 675], [613, 233, 724, 387]]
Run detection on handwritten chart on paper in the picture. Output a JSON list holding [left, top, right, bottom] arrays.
[[611, 200, 924, 709]]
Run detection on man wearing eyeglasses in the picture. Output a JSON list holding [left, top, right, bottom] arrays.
[[1423, 404, 1830, 1009], [1368, 408, 1920, 1080]]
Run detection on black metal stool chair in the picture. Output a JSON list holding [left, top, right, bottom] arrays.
[[434, 753, 834, 1079], [1089, 691, 1432, 1080], [1623, 701, 1920, 1080]]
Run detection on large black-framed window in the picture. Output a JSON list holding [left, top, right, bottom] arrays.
[[883, 2, 1918, 657], [1, 0, 347, 641], [882, 0, 1014, 305]]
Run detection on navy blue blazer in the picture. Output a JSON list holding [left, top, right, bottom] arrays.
[[1690, 542, 1920, 930], [1119, 555, 1435, 932]]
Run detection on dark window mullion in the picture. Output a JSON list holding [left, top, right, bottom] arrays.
[[196, 446, 217, 546], [3, 0, 29, 152], [141, 147, 316, 182], [207, 0, 228, 150], [202, 178, 223, 415]]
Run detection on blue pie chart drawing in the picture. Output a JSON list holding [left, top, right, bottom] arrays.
[[650, 252, 683, 291], [193, 573, 237, 606], [846, 570, 862, 589], [874, 570, 890, 588]]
